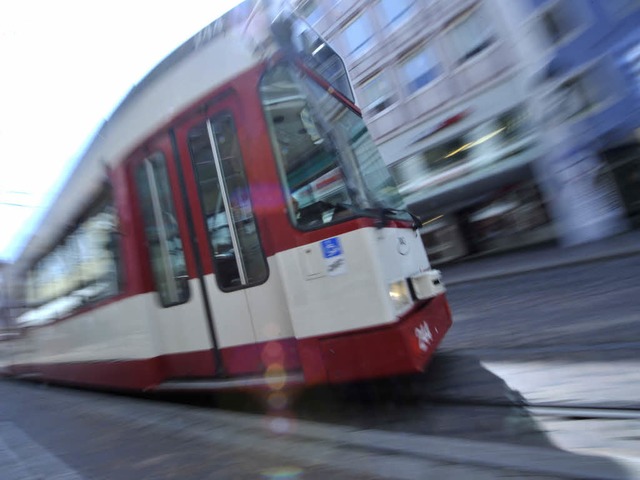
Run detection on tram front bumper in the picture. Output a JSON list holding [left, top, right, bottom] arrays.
[[297, 293, 452, 385]]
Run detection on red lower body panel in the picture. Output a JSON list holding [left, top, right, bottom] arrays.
[[297, 293, 452, 385], [6, 338, 302, 391], [11, 357, 165, 391], [5, 295, 451, 390]]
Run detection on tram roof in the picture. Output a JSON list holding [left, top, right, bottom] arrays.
[[11, 0, 279, 273]]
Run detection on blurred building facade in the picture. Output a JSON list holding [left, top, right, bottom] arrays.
[[527, 0, 640, 245], [0, 262, 10, 328], [299, 0, 640, 263]]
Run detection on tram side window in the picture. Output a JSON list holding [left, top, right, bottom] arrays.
[[72, 202, 121, 302], [135, 153, 189, 307], [22, 193, 121, 324], [187, 114, 267, 290]]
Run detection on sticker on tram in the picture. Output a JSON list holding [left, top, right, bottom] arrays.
[[415, 321, 433, 352], [321, 237, 347, 276]]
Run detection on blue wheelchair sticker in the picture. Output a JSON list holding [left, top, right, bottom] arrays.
[[320, 237, 347, 276], [321, 238, 342, 259]]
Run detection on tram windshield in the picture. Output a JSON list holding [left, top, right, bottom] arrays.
[[260, 64, 412, 229]]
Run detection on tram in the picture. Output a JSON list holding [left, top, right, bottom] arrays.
[[0, 0, 452, 392]]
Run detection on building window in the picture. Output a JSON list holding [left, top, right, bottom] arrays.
[[539, 0, 585, 45], [342, 13, 374, 56], [545, 61, 614, 123], [378, 0, 415, 29], [556, 76, 596, 119], [424, 137, 470, 172], [359, 73, 396, 114], [389, 155, 428, 187], [603, 0, 640, 18], [299, 0, 324, 25], [497, 108, 531, 141], [135, 153, 190, 307], [401, 46, 441, 94], [448, 9, 494, 65]]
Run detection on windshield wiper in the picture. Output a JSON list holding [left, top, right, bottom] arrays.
[[307, 202, 422, 230], [376, 207, 422, 230], [335, 203, 422, 230]]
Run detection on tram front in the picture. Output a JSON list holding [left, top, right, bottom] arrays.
[[259, 9, 453, 385]]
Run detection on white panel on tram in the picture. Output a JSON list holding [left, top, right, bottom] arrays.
[[204, 275, 256, 348], [245, 257, 295, 343]]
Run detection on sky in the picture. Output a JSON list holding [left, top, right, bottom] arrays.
[[0, 0, 244, 262]]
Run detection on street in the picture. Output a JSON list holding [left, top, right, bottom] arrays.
[[288, 254, 640, 466], [1, 255, 639, 478], [442, 254, 640, 354], [431, 254, 640, 407], [437, 254, 640, 464]]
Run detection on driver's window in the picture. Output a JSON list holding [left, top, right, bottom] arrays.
[[260, 65, 352, 229]]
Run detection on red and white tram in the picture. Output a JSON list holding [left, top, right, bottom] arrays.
[[0, 1, 452, 391]]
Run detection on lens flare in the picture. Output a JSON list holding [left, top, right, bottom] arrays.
[[260, 466, 303, 479], [267, 391, 288, 410], [270, 416, 292, 434], [265, 363, 287, 390], [261, 341, 284, 365]]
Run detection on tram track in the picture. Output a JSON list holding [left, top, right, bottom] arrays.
[[459, 341, 640, 356], [74, 372, 640, 467], [282, 376, 640, 434], [411, 383, 640, 418], [284, 383, 640, 460], [416, 393, 640, 420], [165, 373, 640, 424], [526, 405, 640, 420]]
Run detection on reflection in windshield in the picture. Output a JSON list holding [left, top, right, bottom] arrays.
[[260, 64, 410, 229]]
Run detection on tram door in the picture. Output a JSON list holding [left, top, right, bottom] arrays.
[[172, 94, 291, 377]]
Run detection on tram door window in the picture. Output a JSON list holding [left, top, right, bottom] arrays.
[[135, 153, 190, 307], [187, 113, 267, 290]]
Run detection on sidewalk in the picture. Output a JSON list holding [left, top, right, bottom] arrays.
[[439, 231, 640, 285]]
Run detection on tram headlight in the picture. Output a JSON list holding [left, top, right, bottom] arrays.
[[388, 280, 412, 315]]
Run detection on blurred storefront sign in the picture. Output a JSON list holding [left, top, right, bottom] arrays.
[[621, 39, 640, 94], [534, 121, 628, 246]]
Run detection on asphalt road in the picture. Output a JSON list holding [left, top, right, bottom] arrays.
[[288, 255, 640, 462], [5, 378, 625, 480], [441, 254, 640, 353], [0, 380, 387, 480], [431, 255, 640, 461]]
